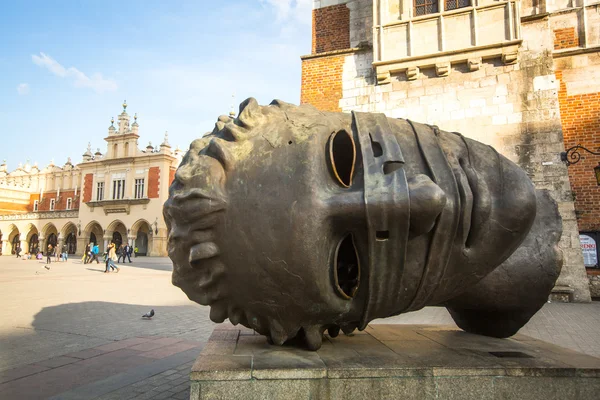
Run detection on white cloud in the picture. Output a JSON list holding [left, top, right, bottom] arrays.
[[17, 83, 30, 95], [261, 0, 312, 25], [32, 52, 118, 93]]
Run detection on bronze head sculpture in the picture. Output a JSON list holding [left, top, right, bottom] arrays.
[[164, 98, 562, 350]]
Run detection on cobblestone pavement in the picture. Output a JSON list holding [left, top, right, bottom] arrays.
[[0, 256, 599, 399]]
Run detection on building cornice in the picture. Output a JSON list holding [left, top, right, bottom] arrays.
[[104, 133, 140, 142], [0, 210, 79, 221], [77, 152, 177, 168], [301, 46, 371, 60]]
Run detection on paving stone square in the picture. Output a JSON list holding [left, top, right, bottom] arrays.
[[1, 256, 599, 399]]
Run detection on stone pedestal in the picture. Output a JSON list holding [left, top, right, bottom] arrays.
[[191, 324, 600, 400]]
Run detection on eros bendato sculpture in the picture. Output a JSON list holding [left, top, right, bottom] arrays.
[[164, 98, 562, 350]]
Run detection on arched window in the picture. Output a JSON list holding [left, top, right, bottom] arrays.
[[113, 143, 118, 158], [124, 142, 129, 157]]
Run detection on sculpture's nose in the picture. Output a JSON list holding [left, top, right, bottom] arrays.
[[326, 190, 365, 223], [407, 174, 446, 238]]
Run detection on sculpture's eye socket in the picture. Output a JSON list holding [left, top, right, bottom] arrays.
[[328, 130, 356, 188], [333, 233, 360, 299]]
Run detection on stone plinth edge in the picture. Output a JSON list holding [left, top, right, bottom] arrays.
[[190, 324, 600, 399]]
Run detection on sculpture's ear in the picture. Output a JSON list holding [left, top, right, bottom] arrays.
[[408, 174, 446, 238]]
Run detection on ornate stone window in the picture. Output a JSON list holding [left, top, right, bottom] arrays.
[[96, 182, 104, 201], [112, 179, 125, 200], [49, 198, 55, 211], [33, 200, 38, 212], [134, 178, 145, 199], [373, 0, 521, 84], [66, 197, 72, 210]]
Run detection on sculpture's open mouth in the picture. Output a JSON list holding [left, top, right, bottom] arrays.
[[333, 233, 360, 299]]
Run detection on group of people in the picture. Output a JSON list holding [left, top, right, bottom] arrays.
[[83, 242, 133, 273], [16, 244, 69, 263]]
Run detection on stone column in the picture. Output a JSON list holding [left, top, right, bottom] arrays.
[[57, 236, 64, 260], [1, 240, 8, 256], [19, 239, 27, 255], [38, 236, 45, 254], [76, 236, 87, 256], [153, 231, 167, 257], [103, 236, 111, 253]]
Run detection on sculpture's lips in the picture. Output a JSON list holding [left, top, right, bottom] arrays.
[[456, 145, 492, 250], [457, 159, 474, 247]]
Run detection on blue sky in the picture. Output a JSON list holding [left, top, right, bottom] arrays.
[[0, 0, 311, 170]]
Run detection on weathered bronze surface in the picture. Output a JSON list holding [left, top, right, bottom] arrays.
[[163, 99, 562, 350]]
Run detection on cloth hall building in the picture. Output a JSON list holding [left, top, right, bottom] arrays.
[[0, 102, 182, 257]]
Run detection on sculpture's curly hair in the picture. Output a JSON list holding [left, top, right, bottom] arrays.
[[163, 98, 348, 349]]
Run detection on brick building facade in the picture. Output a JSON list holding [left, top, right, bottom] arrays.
[[301, 0, 600, 301]]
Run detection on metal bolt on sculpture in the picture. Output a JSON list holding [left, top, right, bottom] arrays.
[[164, 99, 563, 350]]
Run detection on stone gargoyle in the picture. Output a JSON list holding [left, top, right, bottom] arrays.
[[163, 98, 562, 350]]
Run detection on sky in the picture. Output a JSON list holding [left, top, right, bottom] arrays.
[[0, 0, 312, 170]]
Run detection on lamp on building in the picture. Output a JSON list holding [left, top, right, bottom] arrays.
[[561, 144, 600, 186]]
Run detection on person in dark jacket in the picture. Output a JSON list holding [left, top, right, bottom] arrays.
[[123, 244, 132, 263], [46, 244, 53, 265]]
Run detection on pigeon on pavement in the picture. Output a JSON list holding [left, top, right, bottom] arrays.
[[142, 309, 155, 319], [44, 266, 50, 270]]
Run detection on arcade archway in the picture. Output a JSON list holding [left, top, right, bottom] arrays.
[[107, 220, 127, 251], [131, 219, 152, 256], [84, 221, 104, 253], [65, 233, 77, 254], [7, 225, 20, 255], [61, 222, 78, 254], [42, 223, 58, 253], [46, 233, 57, 253], [24, 224, 39, 255]]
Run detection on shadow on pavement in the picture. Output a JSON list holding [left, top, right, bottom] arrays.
[[0, 301, 213, 399], [116, 260, 173, 272], [85, 268, 105, 273]]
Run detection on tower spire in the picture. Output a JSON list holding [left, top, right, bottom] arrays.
[[229, 93, 236, 118]]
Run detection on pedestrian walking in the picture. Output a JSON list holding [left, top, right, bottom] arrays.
[[83, 243, 91, 264], [117, 244, 125, 263], [104, 243, 120, 273], [61, 244, 68, 262], [89, 243, 100, 264], [46, 244, 53, 265], [54, 245, 60, 262], [15, 245, 21, 258], [124, 243, 132, 263]]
